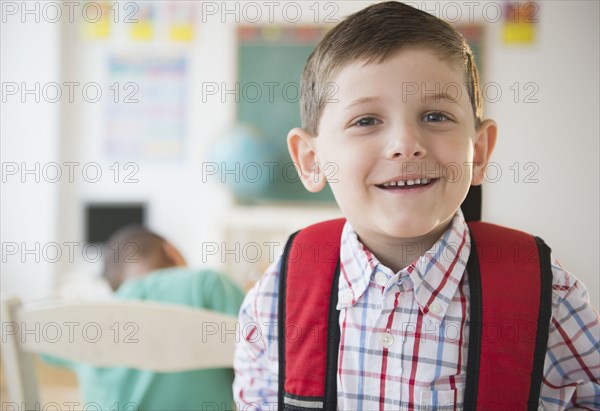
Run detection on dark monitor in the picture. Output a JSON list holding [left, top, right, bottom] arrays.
[[85, 203, 145, 244]]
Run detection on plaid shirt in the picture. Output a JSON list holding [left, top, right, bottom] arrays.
[[233, 211, 600, 410]]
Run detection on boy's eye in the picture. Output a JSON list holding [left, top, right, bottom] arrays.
[[423, 111, 452, 122], [352, 117, 379, 127]]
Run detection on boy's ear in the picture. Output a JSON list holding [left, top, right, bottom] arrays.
[[472, 119, 498, 186], [287, 127, 327, 192]]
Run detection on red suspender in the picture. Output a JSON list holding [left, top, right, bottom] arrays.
[[465, 222, 552, 410], [278, 219, 345, 410], [279, 219, 552, 410]]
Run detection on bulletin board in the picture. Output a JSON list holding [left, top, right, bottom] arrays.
[[105, 55, 187, 161]]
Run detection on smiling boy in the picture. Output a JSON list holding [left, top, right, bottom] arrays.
[[233, 2, 600, 410], [289, 47, 493, 273]]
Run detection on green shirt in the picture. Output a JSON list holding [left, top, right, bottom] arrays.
[[43, 269, 245, 411]]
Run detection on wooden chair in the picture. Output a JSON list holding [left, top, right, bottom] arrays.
[[0, 296, 239, 409]]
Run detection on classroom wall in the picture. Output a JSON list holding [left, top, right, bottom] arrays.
[[1, 15, 61, 300], [2, 1, 598, 309]]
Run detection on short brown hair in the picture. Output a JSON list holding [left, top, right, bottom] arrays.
[[300, 1, 482, 135], [102, 225, 170, 291]]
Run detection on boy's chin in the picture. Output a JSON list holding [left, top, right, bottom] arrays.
[[383, 226, 441, 242], [373, 215, 453, 243]]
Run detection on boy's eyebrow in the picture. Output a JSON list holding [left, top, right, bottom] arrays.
[[345, 92, 461, 110], [423, 92, 460, 103], [344, 96, 383, 110]]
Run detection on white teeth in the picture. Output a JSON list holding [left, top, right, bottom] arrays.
[[382, 178, 432, 187], [381, 178, 434, 187]]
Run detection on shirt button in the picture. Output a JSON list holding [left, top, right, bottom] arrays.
[[379, 331, 394, 348], [429, 302, 442, 315], [375, 272, 388, 287]]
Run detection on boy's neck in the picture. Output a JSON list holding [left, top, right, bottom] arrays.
[[354, 219, 453, 274]]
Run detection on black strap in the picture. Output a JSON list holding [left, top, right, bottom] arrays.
[[323, 260, 341, 410], [527, 237, 553, 410], [279, 231, 300, 411], [464, 237, 482, 411]]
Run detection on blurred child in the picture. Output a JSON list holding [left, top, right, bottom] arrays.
[[46, 226, 244, 411]]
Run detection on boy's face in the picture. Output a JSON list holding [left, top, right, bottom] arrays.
[[289, 48, 496, 248]]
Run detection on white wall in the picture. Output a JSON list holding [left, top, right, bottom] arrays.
[[1, 12, 61, 300], [2, 1, 598, 309]]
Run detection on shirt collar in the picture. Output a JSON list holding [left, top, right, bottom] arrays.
[[337, 210, 471, 323]]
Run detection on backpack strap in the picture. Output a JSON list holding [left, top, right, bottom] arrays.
[[279, 219, 553, 410], [464, 222, 553, 410], [278, 219, 346, 410]]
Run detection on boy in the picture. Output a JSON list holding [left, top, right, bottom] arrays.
[[233, 2, 599, 410], [45, 226, 245, 411]]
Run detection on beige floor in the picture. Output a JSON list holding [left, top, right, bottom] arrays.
[[1, 356, 81, 406]]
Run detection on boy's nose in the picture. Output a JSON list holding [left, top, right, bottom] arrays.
[[384, 125, 426, 159]]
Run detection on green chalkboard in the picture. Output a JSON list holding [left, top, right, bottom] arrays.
[[237, 26, 335, 203]]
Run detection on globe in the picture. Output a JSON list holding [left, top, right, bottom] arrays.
[[210, 124, 279, 200]]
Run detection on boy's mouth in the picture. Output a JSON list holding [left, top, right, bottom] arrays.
[[375, 177, 439, 190]]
